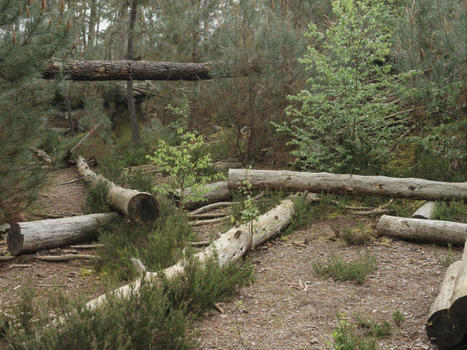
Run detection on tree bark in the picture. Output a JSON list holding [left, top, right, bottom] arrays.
[[426, 260, 464, 348], [412, 201, 436, 219], [376, 215, 467, 245], [85, 194, 314, 310], [126, 0, 140, 144], [181, 181, 231, 209], [449, 242, 467, 337], [7, 213, 118, 255], [77, 156, 159, 223], [228, 169, 467, 201], [43, 60, 256, 81]]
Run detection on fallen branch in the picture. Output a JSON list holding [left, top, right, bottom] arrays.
[[86, 193, 315, 310], [190, 240, 211, 247], [34, 254, 95, 262], [181, 181, 231, 210], [377, 215, 467, 245], [70, 124, 100, 154], [188, 212, 229, 219], [189, 217, 228, 226], [78, 156, 159, 223], [58, 179, 81, 186], [69, 244, 104, 249], [229, 169, 467, 201], [350, 209, 393, 216], [190, 202, 234, 215]]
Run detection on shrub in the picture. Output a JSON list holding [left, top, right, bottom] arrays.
[[313, 250, 377, 284], [339, 225, 373, 246], [82, 180, 111, 214], [331, 314, 378, 350], [392, 309, 405, 327], [434, 201, 467, 223]]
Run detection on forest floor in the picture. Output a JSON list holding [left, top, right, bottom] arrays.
[[0, 167, 455, 349]]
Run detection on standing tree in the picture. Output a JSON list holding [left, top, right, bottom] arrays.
[[0, 0, 71, 222]]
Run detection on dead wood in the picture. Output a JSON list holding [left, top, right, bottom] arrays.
[[412, 201, 436, 219], [77, 156, 159, 223], [34, 254, 95, 262]]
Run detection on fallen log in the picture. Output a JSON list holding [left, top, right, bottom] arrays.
[[377, 215, 467, 245], [86, 193, 314, 310], [181, 181, 231, 210], [228, 169, 467, 201], [30, 147, 53, 165], [77, 156, 159, 223], [426, 260, 464, 348], [7, 213, 119, 255], [43, 60, 259, 81], [449, 242, 467, 336], [411, 201, 436, 219]]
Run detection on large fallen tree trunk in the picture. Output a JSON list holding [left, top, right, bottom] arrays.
[[228, 169, 467, 201], [43, 60, 258, 81], [426, 260, 464, 348], [377, 215, 467, 245], [77, 156, 159, 223], [86, 194, 313, 310], [181, 181, 231, 210], [449, 243, 467, 338], [7, 213, 119, 255]]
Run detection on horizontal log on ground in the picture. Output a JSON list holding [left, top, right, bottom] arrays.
[[228, 169, 467, 201], [7, 213, 119, 255], [412, 201, 436, 219], [34, 254, 95, 262], [86, 193, 314, 310], [181, 181, 231, 210], [43, 60, 259, 81], [77, 156, 159, 223], [376, 215, 467, 245], [426, 260, 464, 348]]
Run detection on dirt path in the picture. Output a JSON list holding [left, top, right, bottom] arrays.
[[194, 220, 454, 350]]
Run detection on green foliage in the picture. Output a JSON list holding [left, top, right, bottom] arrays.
[[161, 255, 254, 316], [392, 310, 405, 327], [0, 0, 71, 221], [285, 195, 317, 233], [434, 201, 467, 223], [331, 314, 378, 350], [438, 244, 455, 268], [276, 0, 410, 174], [96, 197, 193, 282], [339, 224, 373, 246], [82, 180, 111, 215], [147, 127, 223, 208], [313, 250, 377, 284], [355, 315, 393, 338]]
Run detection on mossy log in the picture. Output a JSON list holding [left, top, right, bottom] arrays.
[[376, 215, 467, 245], [85, 194, 314, 310], [77, 156, 159, 223], [7, 213, 119, 255], [228, 169, 467, 201]]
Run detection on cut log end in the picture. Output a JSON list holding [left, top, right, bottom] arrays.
[[128, 193, 159, 223], [6, 224, 23, 256], [426, 311, 464, 348]]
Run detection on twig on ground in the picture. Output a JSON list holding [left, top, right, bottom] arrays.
[[188, 212, 229, 219], [69, 244, 104, 249], [10, 264, 32, 268], [189, 217, 228, 226], [190, 202, 234, 215], [34, 254, 95, 262], [58, 178, 81, 186]]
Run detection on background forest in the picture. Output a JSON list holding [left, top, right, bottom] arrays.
[[1, 0, 465, 222]]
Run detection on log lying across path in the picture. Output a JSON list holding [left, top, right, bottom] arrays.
[[7, 213, 119, 255], [77, 156, 159, 223], [377, 215, 467, 245], [181, 181, 231, 210], [86, 194, 314, 310], [228, 169, 467, 201]]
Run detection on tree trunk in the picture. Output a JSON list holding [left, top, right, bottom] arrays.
[[43, 60, 257, 81], [7, 213, 118, 255], [411, 201, 436, 219], [126, 0, 140, 144], [228, 169, 467, 201], [376, 215, 467, 245], [180, 181, 231, 209], [88, 0, 97, 46], [426, 260, 464, 348], [449, 242, 467, 337], [86, 194, 314, 310], [77, 156, 159, 223]]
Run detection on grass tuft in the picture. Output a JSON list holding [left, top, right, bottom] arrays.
[[312, 251, 377, 285]]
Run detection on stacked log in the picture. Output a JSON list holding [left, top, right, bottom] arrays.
[[427, 241, 467, 348], [7, 213, 119, 255], [77, 156, 159, 223]]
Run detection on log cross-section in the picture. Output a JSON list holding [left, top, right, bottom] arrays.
[[77, 156, 159, 223], [228, 169, 467, 201]]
